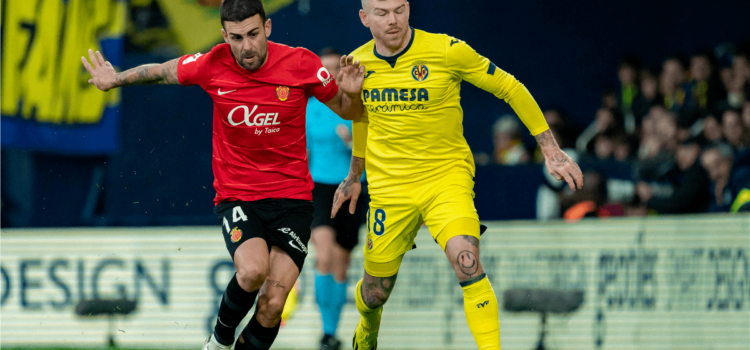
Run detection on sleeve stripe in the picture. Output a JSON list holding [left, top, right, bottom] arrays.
[[487, 62, 497, 75]]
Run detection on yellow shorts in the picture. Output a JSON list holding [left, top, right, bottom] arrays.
[[363, 171, 480, 277]]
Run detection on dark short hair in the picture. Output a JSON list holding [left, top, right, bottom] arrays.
[[691, 49, 718, 67], [221, 0, 266, 26], [665, 53, 689, 70], [318, 47, 342, 58], [617, 54, 641, 71]]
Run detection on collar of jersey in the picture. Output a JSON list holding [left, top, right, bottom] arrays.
[[373, 27, 415, 68]]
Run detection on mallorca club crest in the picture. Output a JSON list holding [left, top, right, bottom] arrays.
[[411, 62, 429, 82], [276, 86, 290, 101], [230, 227, 243, 243]]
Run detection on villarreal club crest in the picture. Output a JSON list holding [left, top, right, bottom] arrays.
[[412, 62, 429, 82]]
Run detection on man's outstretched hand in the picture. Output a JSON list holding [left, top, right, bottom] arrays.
[[331, 178, 362, 218], [536, 130, 584, 191], [337, 55, 365, 97], [81, 49, 117, 91], [544, 148, 584, 191]]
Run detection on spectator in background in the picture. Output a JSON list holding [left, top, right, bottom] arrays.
[[590, 130, 634, 162], [680, 51, 726, 135], [636, 138, 710, 214], [632, 67, 662, 128], [688, 51, 724, 111], [723, 109, 750, 149], [661, 55, 688, 114], [727, 50, 750, 108], [701, 143, 750, 212], [617, 55, 641, 133], [489, 115, 530, 165], [722, 108, 750, 166], [576, 107, 624, 154], [592, 131, 616, 160], [742, 99, 750, 129], [638, 106, 677, 160], [701, 114, 725, 144], [612, 132, 636, 162], [601, 87, 619, 110]]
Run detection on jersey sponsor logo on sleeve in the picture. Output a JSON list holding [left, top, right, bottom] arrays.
[[182, 52, 203, 65], [227, 105, 281, 127], [276, 86, 290, 101], [317, 67, 334, 87], [411, 62, 429, 82]]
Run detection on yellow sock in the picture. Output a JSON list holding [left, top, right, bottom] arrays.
[[462, 275, 500, 350], [355, 279, 382, 332]]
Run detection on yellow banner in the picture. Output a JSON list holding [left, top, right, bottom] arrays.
[[1, 0, 125, 124], [157, 0, 296, 55]]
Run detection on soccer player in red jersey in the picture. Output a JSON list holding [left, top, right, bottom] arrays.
[[81, 1, 366, 349]]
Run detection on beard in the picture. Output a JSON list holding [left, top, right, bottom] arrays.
[[234, 44, 267, 71]]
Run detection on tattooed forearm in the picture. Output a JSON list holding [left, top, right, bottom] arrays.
[[267, 279, 286, 289], [113, 58, 179, 87], [348, 156, 365, 180], [338, 156, 365, 194], [536, 129, 569, 164], [535, 129, 559, 148]]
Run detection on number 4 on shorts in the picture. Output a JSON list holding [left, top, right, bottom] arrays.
[[233, 206, 248, 222], [223, 206, 248, 232]]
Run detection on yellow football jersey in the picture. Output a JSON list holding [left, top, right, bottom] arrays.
[[351, 28, 549, 191]]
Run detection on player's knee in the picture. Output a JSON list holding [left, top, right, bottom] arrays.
[[371, 292, 391, 308], [362, 284, 392, 308], [236, 265, 267, 290], [451, 251, 484, 282], [333, 253, 351, 281], [257, 294, 286, 320], [315, 254, 333, 273]]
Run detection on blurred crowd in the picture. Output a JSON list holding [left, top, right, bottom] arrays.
[[477, 42, 750, 219]]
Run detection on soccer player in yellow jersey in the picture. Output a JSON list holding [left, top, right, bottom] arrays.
[[331, 1, 584, 349]]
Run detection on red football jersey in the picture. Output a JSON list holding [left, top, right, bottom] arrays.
[[178, 42, 339, 204]]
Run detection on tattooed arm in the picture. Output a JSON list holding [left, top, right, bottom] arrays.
[[536, 129, 584, 191], [331, 156, 365, 218], [81, 49, 179, 91]]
